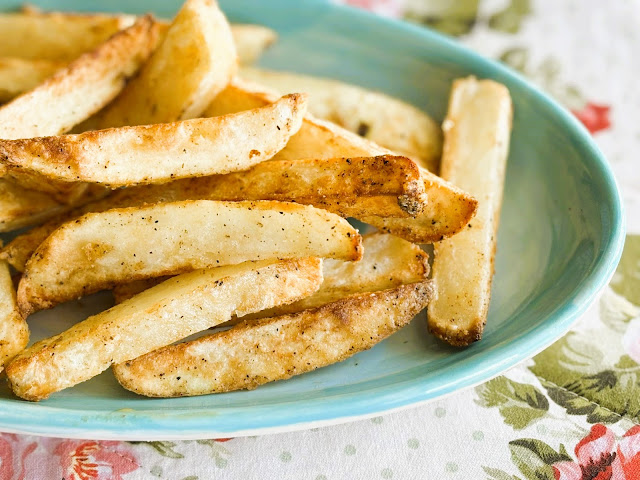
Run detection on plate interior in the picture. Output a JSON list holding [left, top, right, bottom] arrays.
[[0, 0, 623, 438]]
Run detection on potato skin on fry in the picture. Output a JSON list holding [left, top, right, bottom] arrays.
[[427, 77, 513, 346], [361, 167, 478, 244], [0, 246, 29, 371], [205, 80, 478, 243], [0, 11, 136, 61], [240, 67, 443, 173], [0, 155, 421, 271], [7, 258, 323, 401], [113, 233, 430, 314], [0, 94, 307, 187], [0, 15, 159, 141], [113, 280, 434, 397], [0, 58, 63, 103], [17, 200, 361, 315], [85, 0, 237, 129]]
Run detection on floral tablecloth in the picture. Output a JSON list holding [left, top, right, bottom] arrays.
[[2, 0, 639, 478]]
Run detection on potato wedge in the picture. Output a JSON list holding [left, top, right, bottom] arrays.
[[205, 80, 477, 242], [0, 180, 108, 233], [13, 6, 275, 65], [0, 57, 63, 103], [0, 24, 274, 102], [113, 233, 429, 307], [0, 179, 70, 232], [0, 15, 159, 140], [7, 257, 323, 401], [0, 244, 29, 371], [428, 77, 513, 346], [204, 79, 391, 161], [0, 10, 136, 61], [17, 200, 361, 315], [103, 154, 425, 217], [361, 167, 478, 243], [113, 279, 433, 397], [0, 94, 306, 187], [82, 0, 237, 129], [0, 154, 420, 270], [241, 67, 442, 172], [242, 232, 430, 320], [231, 25, 278, 65]]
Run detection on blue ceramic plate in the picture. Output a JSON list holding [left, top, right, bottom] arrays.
[[0, 0, 624, 439]]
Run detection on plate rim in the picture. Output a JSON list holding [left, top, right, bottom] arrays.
[[0, 0, 626, 440]]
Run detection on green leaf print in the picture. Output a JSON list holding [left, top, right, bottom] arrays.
[[475, 377, 548, 429], [482, 466, 523, 480], [542, 380, 620, 424], [532, 334, 640, 422], [488, 0, 531, 34], [499, 47, 529, 73], [615, 354, 639, 370], [610, 235, 640, 306], [599, 287, 639, 334], [196, 440, 230, 468], [508, 439, 569, 480], [144, 441, 184, 459], [404, 0, 479, 37]]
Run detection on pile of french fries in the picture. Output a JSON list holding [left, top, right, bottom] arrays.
[[0, 0, 513, 401]]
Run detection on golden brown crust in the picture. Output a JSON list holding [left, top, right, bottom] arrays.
[[240, 66, 443, 173], [0, 10, 136, 61], [0, 94, 307, 188], [16, 200, 361, 315], [0, 155, 422, 271], [362, 168, 478, 243], [0, 15, 159, 140], [427, 77, 512, 346], [0, 247, 29, 371], [113, 280, 434, 397], [7, 258, 323, 401], [82, 0, 237, 129]]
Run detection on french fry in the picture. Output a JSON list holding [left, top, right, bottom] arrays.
[[80, 0, 237, 129], [7, 257, 323, 401], [0, 180, 107, 233], [0, 154, 423, 270], [113, 233, 429, 308], [0, 179, 71, 233], [241, 67, 442, 173], [113, 279, 433, 397], [0, 57, 63, 103], [427, 77, 513, 346], [0, 10, 136, 61], [0, 243, 29, 371], [0, 94, 307, 187], [0, 25, 274, 102], [104, 155, 425, 217], [240, 232, 430, 323], [206, 80, 478, 243], [0, 15, 159, 140], [11, 6, 275, 65], [204, 79, 392, 162], [17, 200, 361, 315], [360, 167, 478, 243], [231, 25, 278, 65]]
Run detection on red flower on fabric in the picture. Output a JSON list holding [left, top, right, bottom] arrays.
[[552, 424, 640, 480], [571, 103, 611, 135], [55, 440, 138, 480], [0, 434, 38, 480], [215, 438, 233, 443]]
